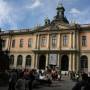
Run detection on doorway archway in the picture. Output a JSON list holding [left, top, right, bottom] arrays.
[[61, 55, 69, 71], [38, 55, 46, 70]]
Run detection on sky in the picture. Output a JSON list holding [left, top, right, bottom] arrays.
[[0, 0, 90, 30]]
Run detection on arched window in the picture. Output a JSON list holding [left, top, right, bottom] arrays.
[[80, 55, 88, 69], [26, 55, 31, 66], [10, 55, 14, 65], [17, 55, 23, 66], [20, 39, 23, 48]]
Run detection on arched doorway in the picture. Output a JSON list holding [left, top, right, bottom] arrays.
[[80, 55, 88, 72], [17, 55, 23, 67], [38, 55, 46, 70], [61, 55, 69, 71], [26, 55, 32, 67]]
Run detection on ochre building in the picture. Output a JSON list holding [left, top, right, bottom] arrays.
[[0, 4, 90, 73]]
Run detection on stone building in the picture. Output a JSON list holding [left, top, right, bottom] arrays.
[[0, 3, 90, 73]]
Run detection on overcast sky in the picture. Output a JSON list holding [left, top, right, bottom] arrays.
[[0, 0, 90, 30]]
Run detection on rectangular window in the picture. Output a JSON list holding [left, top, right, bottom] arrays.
[[40, 36, 47, 47], [2, 39, 6, 48], [28, 38, 32, 48], [19, 39, 23, 48], [12, 40, 15, 48], [63, 35, 68, 46], [51, 34, 57, 48], [82, 36, 87, 46]]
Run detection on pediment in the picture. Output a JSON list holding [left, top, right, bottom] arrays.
[[58, 24, 71, 29], [35, 23, 77, 32]]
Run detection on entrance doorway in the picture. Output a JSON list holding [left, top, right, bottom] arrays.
[[38, 55, 46, 70], [61, 55, 69, 71]]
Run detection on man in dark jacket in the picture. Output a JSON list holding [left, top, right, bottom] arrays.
[[28, 70, 35, 90], [72, 73, 88, 90]]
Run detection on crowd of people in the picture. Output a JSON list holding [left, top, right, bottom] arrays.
[[7, 68, 90, 90], [72, 72, 90, 90], [8, 68, 61, 90]]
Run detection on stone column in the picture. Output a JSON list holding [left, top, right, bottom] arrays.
[[57, 54, 59, 67], [31, 54, 34, 69], [47, 34, 50, 49], [76, 54, 80, 72], [46, 54, 49, 69], [37, 34, 40, 49], [35, 35, 38, 49], [73, 54, 75, 71], [70, 32, 73, 48], [35, 54, 39, 69], [69, 33, 72, 48], [59, 54, 61, 70], [57, 34, 60, 49], [73, 32, 75, 49], [59, 33, 61, 50], [34, 53, 36, 68], [22, 54, 26, 69], [76, 31, 79, 50], [59, 33, 61, 70], [35, 54, 37, 69], [14, 54, 17, 69], [69, 54, 72, 71]]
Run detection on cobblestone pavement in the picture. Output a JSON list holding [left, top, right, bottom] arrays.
[[0, 76, 76, 90], [33, 76, 76, 90]]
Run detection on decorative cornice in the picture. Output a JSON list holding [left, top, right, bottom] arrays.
[[10, 50, 33, 53], [80, 50, 90, 53], [0, 24, 90, 36]]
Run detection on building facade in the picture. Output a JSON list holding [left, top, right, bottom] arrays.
[[0, 4, 90, 73]]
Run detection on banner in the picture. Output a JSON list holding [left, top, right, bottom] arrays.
[[49, 54, 57, 65]]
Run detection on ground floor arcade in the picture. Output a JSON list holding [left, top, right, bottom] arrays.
[[9, 51, 89, 73]]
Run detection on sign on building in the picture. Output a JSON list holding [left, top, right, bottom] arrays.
[[49, 54, 57, 65]]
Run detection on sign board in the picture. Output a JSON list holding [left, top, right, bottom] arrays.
[[49, 54, 57, 65]]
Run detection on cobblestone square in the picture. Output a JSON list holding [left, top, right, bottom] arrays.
[[0, 76, 76, 90]]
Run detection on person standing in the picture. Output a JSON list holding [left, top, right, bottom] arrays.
[[8, 70, 17, 90], [72, 73, 88, 90], [28, 70, 35, 90], [15, 72, 26, 90]]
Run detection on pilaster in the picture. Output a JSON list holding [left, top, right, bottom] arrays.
[[69, 54, 72, 71]]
